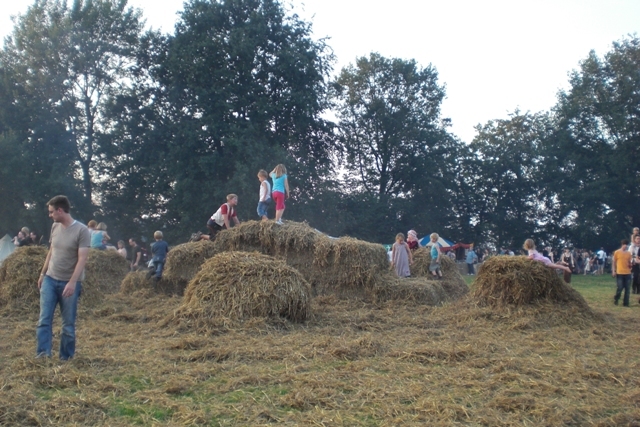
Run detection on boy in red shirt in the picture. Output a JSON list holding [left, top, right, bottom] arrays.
[[612, 239, 632, 307]]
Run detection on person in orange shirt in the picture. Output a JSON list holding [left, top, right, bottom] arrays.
[[612, 239, 632, 307]]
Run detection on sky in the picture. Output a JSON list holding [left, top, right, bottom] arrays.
[[2, 0, 640, 142]]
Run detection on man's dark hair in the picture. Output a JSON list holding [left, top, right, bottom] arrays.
[[621, 239, 629, 245], [129, 238, 137, 244], [47, 195, 70, 213]]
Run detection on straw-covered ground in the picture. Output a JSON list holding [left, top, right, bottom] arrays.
[[1, 273, 639, 426]]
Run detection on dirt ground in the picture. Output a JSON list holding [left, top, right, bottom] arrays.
[[1, 280, 639, 426]]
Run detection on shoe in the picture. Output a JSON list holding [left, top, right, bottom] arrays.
[[275, 220, 284, 225], [614, 299, 619, 306], [36, 352, 51, 359], [189, 233, 198, 242]]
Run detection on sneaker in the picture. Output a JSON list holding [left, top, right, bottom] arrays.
[[275, 220, 284, 225], [36, 352, 51, 359], [614, 299, 619, 306]]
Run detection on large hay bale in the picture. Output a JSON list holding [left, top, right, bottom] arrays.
[[0, 246, 48, 310], [163, 240, 219, 292], [410, 247, 459, 278], [372, 276, 466, 305], [174, 251, 311, 325], [120, 271, 182, 296], [120, 271, 153, 295], [85, 249, 130, 293], [0, 247, 128, 311], [212, 221, 389, 299], [472, 256, 591, 309]]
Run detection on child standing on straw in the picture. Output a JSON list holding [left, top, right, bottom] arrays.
[[391, 233, 412, 277], [429, 233, 443, 280], [257, 170, 271, 221], [523, 239, 572, 283], [270, 164, 289, 225], [148, 231, 169, 281]]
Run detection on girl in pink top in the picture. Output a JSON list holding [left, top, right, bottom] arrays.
[[523, 239, 572, 276]]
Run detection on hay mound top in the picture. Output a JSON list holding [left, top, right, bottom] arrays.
[[472, 256, 591, 310], [373, 275, 469, 306], [213, 220, 389, 299], [0, 247, 128, 312], [163, 240, 218, 287], [175, 251, 311, 324], [0, 246, 48, 310]]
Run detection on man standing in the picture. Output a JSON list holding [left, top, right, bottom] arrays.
[[129, 238, 142, 271], [629, 235, 640, 294], [612, 239, 632, 307], [466, 246, 478, 275], [37, 195, 91, 359]]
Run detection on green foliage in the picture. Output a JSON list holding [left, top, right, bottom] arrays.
[[332, 53, 461, 242], [548, 36, 640, 249]]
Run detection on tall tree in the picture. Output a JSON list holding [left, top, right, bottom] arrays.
[[468, 111, 558, 249], [332, 53, 460, 241], [108, 0, 336, 239], [548, 36, 640, 248], [1, 0, 145, 210]]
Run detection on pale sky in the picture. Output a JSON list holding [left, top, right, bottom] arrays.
[[2, 0, 639, 142]]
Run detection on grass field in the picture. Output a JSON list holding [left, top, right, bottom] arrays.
[[1, 273, 639, 426]]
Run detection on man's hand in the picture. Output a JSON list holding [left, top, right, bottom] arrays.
[[38, 275, 44, 289], [62, 281, 77, 298]]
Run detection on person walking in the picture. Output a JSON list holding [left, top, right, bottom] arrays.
[[148, 231, 169, 281], [36, 195, 91, 360], [628, 235, 640, 294], [612, 239, 632, 307]]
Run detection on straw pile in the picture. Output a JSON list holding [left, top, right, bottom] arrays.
[[84, 249, 130, 296], [410, 247, 460, 278], [120, 271, 154, 295], [0, 247, 130, 312], [212, 221, 389, 299], [173, 251, 311, 326], [162, 240, 219, 292], [0, 246, 48, 311], [373, 273, 469, 305], [471, 256, 591, 309]]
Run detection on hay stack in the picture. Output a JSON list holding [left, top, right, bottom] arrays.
[[174, 251, 311, 324], [0, 246, 48, 310], [372, 276, 463, 305], [120, 271, 154, 295], [410, 247, 459, 278], [472, 256, 591, 309], [163, 240, 219, 292], [0, 247, 129, 311], [212, 221, 389, 299]]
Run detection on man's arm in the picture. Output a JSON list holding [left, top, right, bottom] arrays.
[[134, 250, 141, 266], [38, 248, 53, 289], [223, 214, 231, 229], [62, 247, 89, 298], [612, 253, 617, 277]]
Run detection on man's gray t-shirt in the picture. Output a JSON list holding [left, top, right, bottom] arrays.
[[46, 221, 92, 281]]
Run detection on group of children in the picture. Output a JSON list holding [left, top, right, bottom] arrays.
[[391, 232, 580, 284], [391, 232, 444, 280]]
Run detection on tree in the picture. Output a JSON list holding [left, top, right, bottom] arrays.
[[105, 0, 336, 239], [332, 53, 460, 241], [548, 36, 640, 248], [468, 111, 558, 249], [1, 0, 145, 210]]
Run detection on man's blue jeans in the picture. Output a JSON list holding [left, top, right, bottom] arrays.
[[36, 276, 81, 359], [615, 274, 631, 307]]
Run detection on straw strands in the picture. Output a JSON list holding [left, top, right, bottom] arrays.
[[471, 256, 592, 310], [172, 251, 311, 327], [162, 240, 219, 291], [0, 246, 47, 311], [212, 220, 389, 299], [0, 247, 129, 313]]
